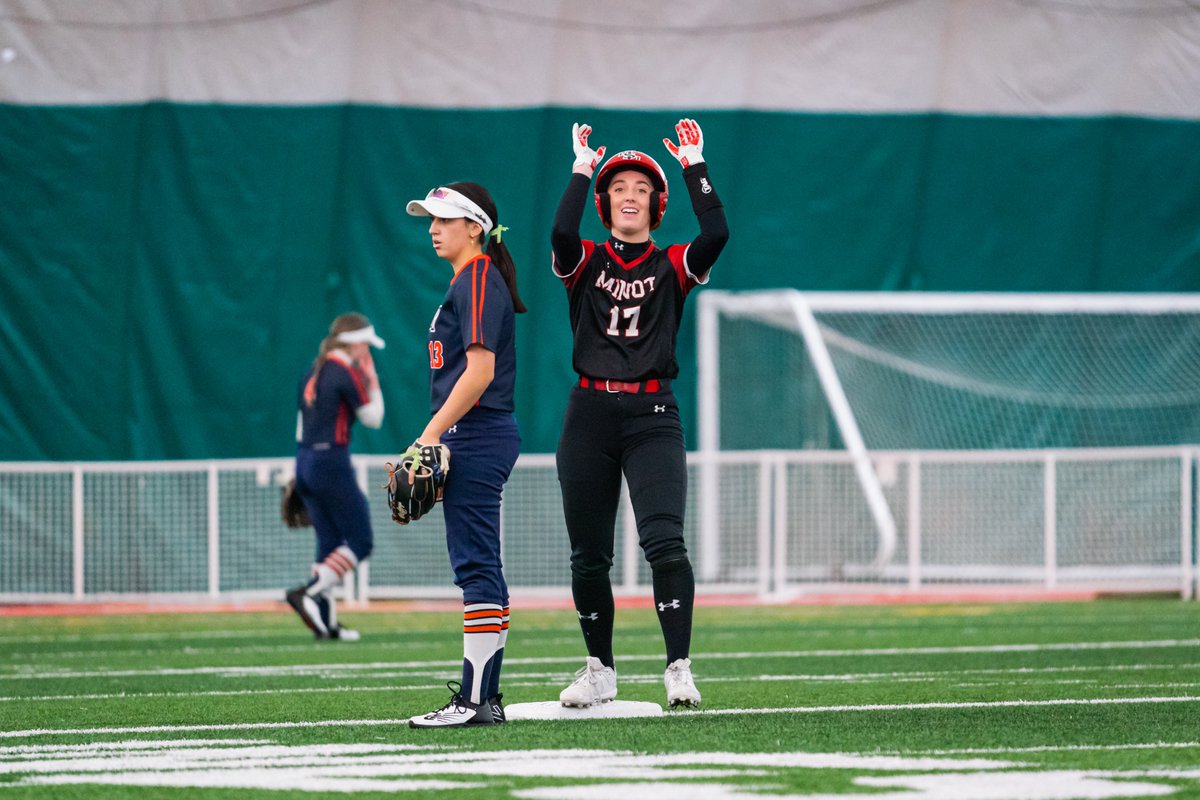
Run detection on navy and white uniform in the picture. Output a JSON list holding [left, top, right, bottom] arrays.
[[550, 161, 727, 667], [429, 254, 521, 607], [294, 350, 376, 564]]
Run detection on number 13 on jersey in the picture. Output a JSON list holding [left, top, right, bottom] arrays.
[[428, 340, 444, 368]]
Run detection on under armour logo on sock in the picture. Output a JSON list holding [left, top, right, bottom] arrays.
[[578, 611, 600, 621], [657, 599, 681, 611], [654, 405, 666, 413]]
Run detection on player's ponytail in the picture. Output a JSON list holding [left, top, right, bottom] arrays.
[[447, 182, 527, 314]]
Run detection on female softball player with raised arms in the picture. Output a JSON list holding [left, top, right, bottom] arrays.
[[551, 119, 728, 708], [403, 182, 525, 728], [286, 312, 386, 641]]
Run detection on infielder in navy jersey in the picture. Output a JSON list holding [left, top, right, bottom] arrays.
[[287, 312, 386, 641], [404, 182, 525, 728], [551, 120, 728, 709]]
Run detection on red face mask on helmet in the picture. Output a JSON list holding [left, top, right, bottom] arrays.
[[594, 150, 669, 231]]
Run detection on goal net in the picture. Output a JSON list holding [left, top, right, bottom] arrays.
[[695, 291, 1200, 595]]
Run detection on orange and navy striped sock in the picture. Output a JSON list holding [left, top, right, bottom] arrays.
[[307, 545, 358, 596], [483, 606, 509, 698], [462, 602, 504, 704]]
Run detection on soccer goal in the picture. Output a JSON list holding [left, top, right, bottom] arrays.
[[695, 290, 1200, 597]]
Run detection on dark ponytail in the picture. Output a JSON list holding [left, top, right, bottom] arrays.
[[447, 181, 527, 314]]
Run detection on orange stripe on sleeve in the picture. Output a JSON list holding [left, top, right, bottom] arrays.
[[476, 262, 488, 347], [345, 362, 368, 403], [470, 261, 480, 344]]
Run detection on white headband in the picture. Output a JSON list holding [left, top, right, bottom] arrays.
[[336, 324, 385, 349], [405, 187, 494, 234]]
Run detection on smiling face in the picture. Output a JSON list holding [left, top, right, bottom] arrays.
[[606, 169, 653, 241], [428, 216, 483, 269]]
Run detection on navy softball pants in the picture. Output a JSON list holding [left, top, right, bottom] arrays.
[[295, 445, 374, 563], [440, 407, 521, 606]]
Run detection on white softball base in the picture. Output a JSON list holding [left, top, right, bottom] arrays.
[[505, 700, 664, 721]]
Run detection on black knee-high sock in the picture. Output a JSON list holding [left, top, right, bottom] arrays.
[[571, 574, 615, 668], [651, 558, 695, 664]]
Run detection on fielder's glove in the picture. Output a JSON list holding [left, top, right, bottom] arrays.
[[663, 118, 704, 168], [280, 478, 311, 529], [384, 441, 450, 525], [571, 122, 606, 174]]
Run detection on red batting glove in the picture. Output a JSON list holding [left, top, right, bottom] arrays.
[[663, 118, 705, 168], [572, 123, 606, 175]]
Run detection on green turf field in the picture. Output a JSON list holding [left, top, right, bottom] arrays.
[[2, 598, 1199, 799]]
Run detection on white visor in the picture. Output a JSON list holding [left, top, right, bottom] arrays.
[[406, 187, 493, 234], [337, 324, 386, 349]]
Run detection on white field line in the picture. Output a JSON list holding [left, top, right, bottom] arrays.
[[0, 741, 443, 758], [0, 616, 1175, 653], [0, 684, 488, 703], [6, 695, 1200, 739], [0, 629, 549, 648], [895, 741, 1200, 756], [5, 630, 1176, 663], [954, 681, 1200, 690], [672, 696, 1200, 717], [0, 720, 416, 739], [0, 630, 309, 645], [7, 664, 1200, 705], [0, 739, 274, 754], [5, 638, 1199, 681], [1, 614, 1176, 647], [3, 643, 408, 661]]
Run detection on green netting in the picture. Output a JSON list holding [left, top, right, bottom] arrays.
[[717, 303, 1200, 450]]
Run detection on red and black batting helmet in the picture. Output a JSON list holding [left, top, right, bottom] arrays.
[[594, 150, 669, 231]]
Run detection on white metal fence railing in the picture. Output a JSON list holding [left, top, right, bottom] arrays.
[[1, 447, 1195, 603]]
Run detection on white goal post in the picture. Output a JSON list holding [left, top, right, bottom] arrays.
[[698, 291, 897, 578], [696, 290, 1200, 595]]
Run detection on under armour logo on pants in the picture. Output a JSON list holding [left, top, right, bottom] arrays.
[[578, 611, 600, 621], [657, 599, 680, 611]]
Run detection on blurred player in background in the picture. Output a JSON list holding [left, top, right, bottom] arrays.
[[286, 312, 385, 641], [550, 120, 728, 709], [403, 182, 525, 728]]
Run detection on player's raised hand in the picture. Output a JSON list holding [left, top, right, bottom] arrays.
[[571, 123, 606, 175], [356, 349, 379, 388], [663, 118, 704, 168]]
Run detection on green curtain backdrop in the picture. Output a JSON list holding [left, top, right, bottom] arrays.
[[1, 105, 1198, 460]]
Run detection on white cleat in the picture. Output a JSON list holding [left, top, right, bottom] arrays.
[[664, 658, 701, 708], [329, 625, 360, 642], [408, 682, 496, 728], [559, 656, 617, 707]]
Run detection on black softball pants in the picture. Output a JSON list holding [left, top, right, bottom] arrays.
[[556, 385, 689, 578]]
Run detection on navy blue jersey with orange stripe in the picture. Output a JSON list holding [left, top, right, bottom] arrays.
[[553, 239, 704, 382], [297, 354, 371, 447], [428, 254, 516, 413]]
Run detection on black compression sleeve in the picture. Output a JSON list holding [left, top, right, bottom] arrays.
[[550, 172, 592, 270], [682, 163, 729, 276]]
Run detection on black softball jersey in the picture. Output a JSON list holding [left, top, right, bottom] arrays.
[[550, 163, 728, 383]]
